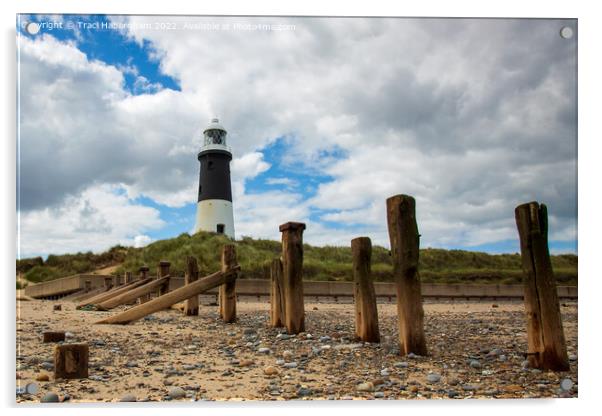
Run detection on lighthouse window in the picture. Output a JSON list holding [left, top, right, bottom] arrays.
[[216, 224, 225, 234]]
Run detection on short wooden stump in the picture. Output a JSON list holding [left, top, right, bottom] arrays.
[[43, 331, 65, 343], [54, 343, 88, 379]]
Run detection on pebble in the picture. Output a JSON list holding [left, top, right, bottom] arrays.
[[569, 354, 577, 361], [40, 362, 54, 370], [426, 373, 441, 383], [258, 347, 271, 354], [357, 382, 374, 392], [394, 361, 409, 368], [560, 379, 573, 391], [319, 336, 331, 342], [297, 387, 312, 397], [168, 387, 187, 400], [120, 394, 137, 402], [447, 390, 459, 398], [243, 328, 257, 336], [264, 366, 279, 376], [283, 362, 298, 369], [36, 373, 49, 382], [282, 350, 294, 361], [41, 392, 59, 403], [521, 360, 530, 369], [374, 392, 385, 398], [462, 384, 478, 392], [469, 360, 482, 369], [239, 359, 254, 367], [380, 369, 390, 377]]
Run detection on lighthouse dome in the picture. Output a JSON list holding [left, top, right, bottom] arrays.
[[203, 118, 226, 133]]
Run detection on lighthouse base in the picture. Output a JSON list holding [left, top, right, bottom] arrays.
[[193, 199, 235, 239]]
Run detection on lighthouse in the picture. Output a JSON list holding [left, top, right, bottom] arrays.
[[193, 118, 235, 238]]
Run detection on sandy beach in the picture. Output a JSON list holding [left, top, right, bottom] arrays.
[[16, 298, 578, 402]]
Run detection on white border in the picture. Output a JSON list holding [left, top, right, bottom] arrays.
[[2, 1, 599, 415]]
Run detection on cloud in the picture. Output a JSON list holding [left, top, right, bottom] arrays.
[[134, 234, 153, 248], [265, 177, 299, 188], [18, 184, 164, 257], [18, 17, 577, 253]]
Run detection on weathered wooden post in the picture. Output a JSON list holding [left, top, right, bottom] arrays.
[[54, 343, 88, 379], [219, 245, 237, 323], [84, 280, 92, 292], [515, 201, 569, 371], [270, 258, 285, 327], [386, 194, 427, 356], [279, 222, 306, 334], [184, 256, 199, 316], [125, 271, 133, 284], [139, 266, 150, 304], [157, 261, 171, 297], [104, 277, 113, 290], [352, 237, 380, 343]]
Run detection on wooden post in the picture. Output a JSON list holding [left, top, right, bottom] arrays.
[[219, 245, 237, 323], [157, 261, 171, 296], [352, 237, 380, 343], [139, 266, 150, 304], [84, 280, 92, 292], [96, 267, 240, 325], [125, 272, 133, 284], [386, 195, 427, 356], [270, 258, 285, 327], [279, 222, 306, 334], [104, 277, 113, 290], [54, 343, 88, 379], [184, 256, 199, 316], [515, 201, 569, 371]]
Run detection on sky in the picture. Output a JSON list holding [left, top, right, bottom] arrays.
[[16, 14, 578, 258]]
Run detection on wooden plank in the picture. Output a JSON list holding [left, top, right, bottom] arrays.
[[95, 276, 171, 310], [96, 267, 240, 325], [76, 278, 151, 309]]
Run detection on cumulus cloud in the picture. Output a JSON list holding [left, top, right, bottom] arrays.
[[18, 16, 577, 254], [18, 184, 164, 256]]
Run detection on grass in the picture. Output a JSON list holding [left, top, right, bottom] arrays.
[[17, 231, 578, 285]]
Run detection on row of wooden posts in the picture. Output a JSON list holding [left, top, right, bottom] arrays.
[[268, 195, 570, 372], [75, 194, 569, 373]]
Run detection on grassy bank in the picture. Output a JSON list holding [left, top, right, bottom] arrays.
[[17, 231, 578, 285]]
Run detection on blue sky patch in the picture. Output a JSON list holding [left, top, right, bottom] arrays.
[[17, 14, 180, 95]]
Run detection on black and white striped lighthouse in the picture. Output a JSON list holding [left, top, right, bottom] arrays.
[[193, 118, 235, 238]]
